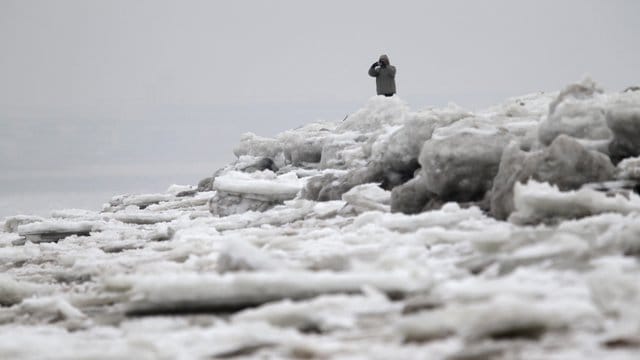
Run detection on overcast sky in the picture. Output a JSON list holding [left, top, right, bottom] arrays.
[[1, 0, 639, 205]]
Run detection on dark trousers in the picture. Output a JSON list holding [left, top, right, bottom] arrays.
[[383, 93, 394, 97]]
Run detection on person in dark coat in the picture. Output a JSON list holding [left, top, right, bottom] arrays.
[[368, 54, 396, 96]]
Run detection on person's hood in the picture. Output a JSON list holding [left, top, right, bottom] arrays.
[[379, 54, 390, 65]]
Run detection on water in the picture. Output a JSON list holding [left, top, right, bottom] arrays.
[[0, 163, 220, 218]]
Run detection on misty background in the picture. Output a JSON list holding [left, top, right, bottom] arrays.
[[1, 0, 639, 217]]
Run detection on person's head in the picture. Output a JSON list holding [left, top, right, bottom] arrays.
[[379, 54, 390, 66]]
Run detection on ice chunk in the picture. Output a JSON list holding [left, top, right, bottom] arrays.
[[399, 287, 599, 342], [510, 181, 640, 224], [589, 265, 640, 323], [213, 171, 303, 202], [319, 135, 366, 170], [484, 92, 556, 117], [2, 215, 44, 233], [210, 170, 305, 216], [304, 165, 384, 202], [390, 174, 434, 214], [105, 271, 430, 315], [377, 107, 469, 187], [165, 184, 196, 196], [233, 132, 285, 166], [232, 290, 395, 333], [341, 183, 390, 213], [217, 238, 285, 273], [420, 127, 513, 202], [0, 275, 51, 306], [351, 202, 487, 233], [17, 220, 105, 243], [311, 200, 346, 219], [113, 211, 180, 225], [104, 193, 176, 212], [337, 96, 408, 133], [607, 106, 640, 163], [209, 191, 281, 217], [539, 79, 611, 147], [50, 209, 102, 220], [145, 193, 211, 211], [0, 243, 41, 264], [617, 156, 640, 181], [18, 296, 88, 325], [490, 135, 616, 220]]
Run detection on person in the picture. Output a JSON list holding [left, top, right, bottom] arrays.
[[368, 54, 396, 97]]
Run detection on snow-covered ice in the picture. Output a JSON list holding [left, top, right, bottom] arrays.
[[2, 80, 640, 359]]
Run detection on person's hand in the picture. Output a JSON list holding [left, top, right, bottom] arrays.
[[371, 61, 379, 68]]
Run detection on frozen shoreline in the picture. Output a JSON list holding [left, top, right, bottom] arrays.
[[2, 81, 640, 359]]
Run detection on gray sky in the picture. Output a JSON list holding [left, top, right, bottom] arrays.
[[1, 0, 639, 202]]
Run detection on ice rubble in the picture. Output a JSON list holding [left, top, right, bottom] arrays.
[[2, 79, 640, 359], [510, 180, 640, 224]]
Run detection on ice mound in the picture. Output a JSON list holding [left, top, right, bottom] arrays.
[[3, 81, 640, 359]]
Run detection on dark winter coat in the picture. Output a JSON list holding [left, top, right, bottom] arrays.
[[368, 54, 396, 96]]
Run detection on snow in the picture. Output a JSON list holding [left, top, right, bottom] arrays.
[[2, 80, 640, 359]]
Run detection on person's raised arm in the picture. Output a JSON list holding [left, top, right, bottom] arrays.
[[368, 62, 380, 77]]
